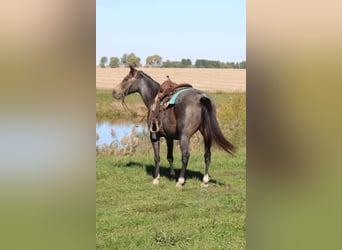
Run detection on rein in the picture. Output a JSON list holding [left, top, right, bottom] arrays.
[[120, 94, 146, 122]]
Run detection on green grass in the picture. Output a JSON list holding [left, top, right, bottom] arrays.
[[96, 148, 246, 249], [96, 90, 146, 121]]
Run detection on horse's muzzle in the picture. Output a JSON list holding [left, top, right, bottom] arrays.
[[112, 90, 121, 99]]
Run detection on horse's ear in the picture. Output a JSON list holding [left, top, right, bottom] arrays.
[[129, 64, 136, 73]]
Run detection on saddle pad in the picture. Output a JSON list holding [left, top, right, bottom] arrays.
[[168, 88, 193, 105]]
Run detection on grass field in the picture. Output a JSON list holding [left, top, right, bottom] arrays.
[[96, 148, 246, 249], [96, 67, 246, 92]]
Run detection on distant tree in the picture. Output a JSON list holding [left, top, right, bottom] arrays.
[[109, 57, 120, 68], [163, 60, 179, 68], [121, 53, 128, 66], [162, 60, 172, 68], [223, 62, 232, 68], [239, 60, 246, 69], [220, 62, 229, 68], [127, 53, 141, 67], [221, 61, 246, 69], [100, 56, 108, 68], [162, 60, 181, 68], [162, 58, 245, 68], [195, 59, 205, 68], [162, 58, 192, 68], [210, 60, 221, 68], [180, 58, 192, 67], [195, 59, 227, 68], [145, 54, 163, 67], [223, 62, 236, 68]]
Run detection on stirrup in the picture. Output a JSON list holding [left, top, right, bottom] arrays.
[[149, 122, 160, 133]]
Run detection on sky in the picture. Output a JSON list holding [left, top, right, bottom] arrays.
[[96, 0, 245, 64]]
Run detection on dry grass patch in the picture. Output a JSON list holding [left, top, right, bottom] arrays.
[[97, 67, 246, 92]]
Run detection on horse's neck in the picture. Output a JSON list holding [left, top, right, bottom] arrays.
[[139, 78, 160, 108]]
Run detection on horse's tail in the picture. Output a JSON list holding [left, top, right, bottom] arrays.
[[200, 96, 236, 155]]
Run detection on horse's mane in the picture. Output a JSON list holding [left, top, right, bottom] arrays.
[[139, 71, 160, 86]]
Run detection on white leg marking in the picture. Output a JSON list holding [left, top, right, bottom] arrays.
[[176, 177, 184, 187], [201, 174, 209, 187], [152, 174, 160, 185], [203, 174, 209, 184]]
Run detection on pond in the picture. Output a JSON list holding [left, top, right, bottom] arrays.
[[96, 120, 147, 148]]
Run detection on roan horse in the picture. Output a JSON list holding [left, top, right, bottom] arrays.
[[112, 65, 235, 187]]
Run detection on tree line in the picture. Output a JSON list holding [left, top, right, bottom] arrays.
[[99, 53, 246, 69]]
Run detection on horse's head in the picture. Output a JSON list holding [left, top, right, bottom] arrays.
[[112, 65, 142, 99]]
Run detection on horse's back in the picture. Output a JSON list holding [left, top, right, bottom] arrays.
[[174, 88, 207, 135], [175, 88, 208, 109], [160, 88, 209, 139]]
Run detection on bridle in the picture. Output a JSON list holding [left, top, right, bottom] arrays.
[[120, 71, 146, 121], [120, 70, 138, 98]]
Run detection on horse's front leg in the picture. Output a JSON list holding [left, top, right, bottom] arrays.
[[150, 134, 160, 185], [166, 138, 176, 180]]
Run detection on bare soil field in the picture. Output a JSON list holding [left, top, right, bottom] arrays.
[[96, 67, 245, 92]]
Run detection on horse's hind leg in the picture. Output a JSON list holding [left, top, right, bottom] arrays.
[[151, 138, 160, 185], [202, 138, 212, 187], [166, 138, 176, 180], [176, 135, 190, 187]]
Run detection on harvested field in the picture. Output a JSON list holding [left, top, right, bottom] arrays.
[[96, 67, 246, 92]]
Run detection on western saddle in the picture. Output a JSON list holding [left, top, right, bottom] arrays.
[[149, 76, 192, 138]]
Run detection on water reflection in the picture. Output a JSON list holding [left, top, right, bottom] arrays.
[[96, 120, 147, 147]]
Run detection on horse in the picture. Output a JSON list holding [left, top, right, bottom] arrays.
[[112, 65, 235, 187]]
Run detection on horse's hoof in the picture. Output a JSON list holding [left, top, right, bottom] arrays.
[[203, 174, 210, 184], [152, 174, 160, 185], [176, 182, 183, 188], [170, 173, 176, 180], [176, 177, 184, 188]]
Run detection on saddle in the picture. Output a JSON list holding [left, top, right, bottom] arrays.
[[149, 76, 192, 137]]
